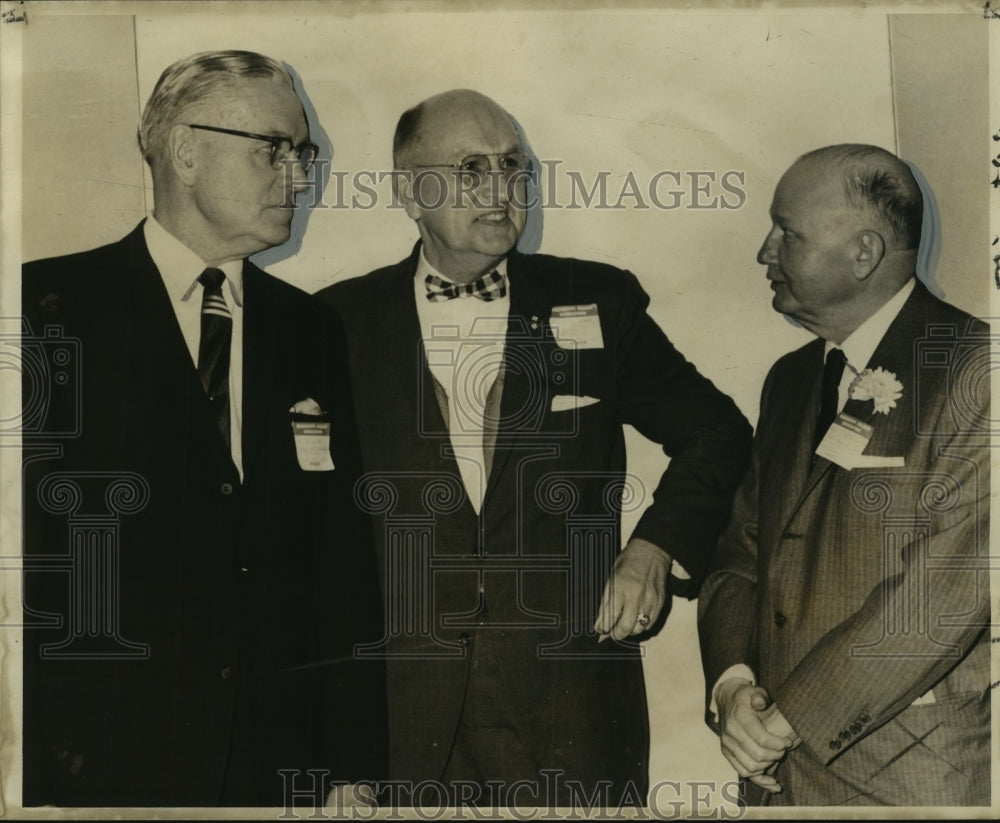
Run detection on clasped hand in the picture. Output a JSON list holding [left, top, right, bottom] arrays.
[[715, 678, 800, 793]]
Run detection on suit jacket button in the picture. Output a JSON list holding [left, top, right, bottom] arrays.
[[220, 482, 234, 495], [859, 714, 871, 723], [220, 666, 233, 680], [829, 739, 841, 751], [458, 632, 471, 646], [850, 722, 863, 735], [774, 611, 787, 628]]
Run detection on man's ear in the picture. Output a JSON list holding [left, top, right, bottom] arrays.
[[853, 230, 885, 280], [166, 124, 199, 187], [395, 170, 422, 221]]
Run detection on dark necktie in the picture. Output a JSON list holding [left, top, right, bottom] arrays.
[[425, 270, 507, 302], [814, 347, 847, 449], [197, 268, 231, 448]]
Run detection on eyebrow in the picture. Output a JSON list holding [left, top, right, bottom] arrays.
[[456, 145, 523, 157]]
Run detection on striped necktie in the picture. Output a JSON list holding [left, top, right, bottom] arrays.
[[197, 268, 231, 448]]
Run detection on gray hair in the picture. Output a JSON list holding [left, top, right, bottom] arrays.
[[138, 50, 291, 166], [393, 99, 427, 169], [798, 144, 923, 250]]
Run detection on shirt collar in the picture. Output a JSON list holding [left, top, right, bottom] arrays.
[[144, 216, 244, 307], [415, 247, 509, 288], [825, 278, 915, 371]]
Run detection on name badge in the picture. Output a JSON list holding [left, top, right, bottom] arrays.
[[551, 304, 604, 350], [291, 420, 335, 471], [815, 413, 904, 470]]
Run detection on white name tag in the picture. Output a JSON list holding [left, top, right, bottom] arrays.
[[815, 413, 904, 470], [291, 420, 335, 471], [551, 303, 604, 350]]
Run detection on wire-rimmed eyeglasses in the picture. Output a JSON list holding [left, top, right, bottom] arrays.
[[410, 152, 532, 187]]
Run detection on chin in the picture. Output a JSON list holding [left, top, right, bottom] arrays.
[[267, 221, 294, 245], [475, 231, 519, 256], [770, 291, 797, 315]]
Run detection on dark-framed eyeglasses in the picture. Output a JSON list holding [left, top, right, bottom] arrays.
[[411, 152, 532, 186], [186, 124, 321, 172]]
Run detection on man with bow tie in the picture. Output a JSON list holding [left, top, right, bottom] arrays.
[[21, 50, 385, 806], [317, 89, 751, 808], [697, 144, 991, 805]]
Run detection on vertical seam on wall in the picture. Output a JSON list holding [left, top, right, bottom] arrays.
[[887, 14, 900, 156], [131, 15, 147, 215]]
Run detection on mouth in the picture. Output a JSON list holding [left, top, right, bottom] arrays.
[[476, 210, 510, 225]]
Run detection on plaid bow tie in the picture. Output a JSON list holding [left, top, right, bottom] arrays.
[[425, 270, 507, 302]]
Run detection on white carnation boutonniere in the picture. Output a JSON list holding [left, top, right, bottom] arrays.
[[849, 367, 903, 415]]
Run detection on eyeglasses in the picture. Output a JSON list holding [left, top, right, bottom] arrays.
[[411, 152, 532, 186], [186, 124, 320, 172]]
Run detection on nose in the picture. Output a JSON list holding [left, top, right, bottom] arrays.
[[757, 225, 780, 265], [474, 169, 511, 208], [290, 158, 310, 194]]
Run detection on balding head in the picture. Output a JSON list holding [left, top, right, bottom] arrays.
[[391, 90, 527, 281], [393, 89, 518, 170], [758, 144, 921, 343], [795, 144, 923, 252]]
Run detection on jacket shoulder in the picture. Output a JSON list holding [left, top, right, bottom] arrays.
[[517, 252, 638, 289], [314, 258, 410, 310], [24, 237, 128, 281], [246, 260, 314, 307], [513, 253, 651, 323], [922, 291, 987, 335], [22, 235, 140, 323]]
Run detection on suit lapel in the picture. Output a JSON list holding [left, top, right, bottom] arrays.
[[117, 224, 233, 476], [240, 263, 274, 480], [772, 283, 930, 542], [120, 225, 196, 386], [481, 252, 554, 508], [383, 246, 452, 440], [387, 247, 560, 515], [764, 340, 827, 544], [842, 285, 927, 459]]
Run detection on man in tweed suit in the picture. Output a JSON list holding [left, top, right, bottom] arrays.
[[697, 144, 991, 806]]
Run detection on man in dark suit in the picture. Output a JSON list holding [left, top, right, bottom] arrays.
[[697, 144, 991, 805], [21, 50, 384, 807], [317, 89, 752, 809]]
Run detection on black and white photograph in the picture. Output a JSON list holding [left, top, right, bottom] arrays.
[[0, 0, 994, 818]]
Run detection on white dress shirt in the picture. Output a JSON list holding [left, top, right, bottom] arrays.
[[144, 217, 245, 480], [413, 251, 511, 513], [827, 278, 915, 411]]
